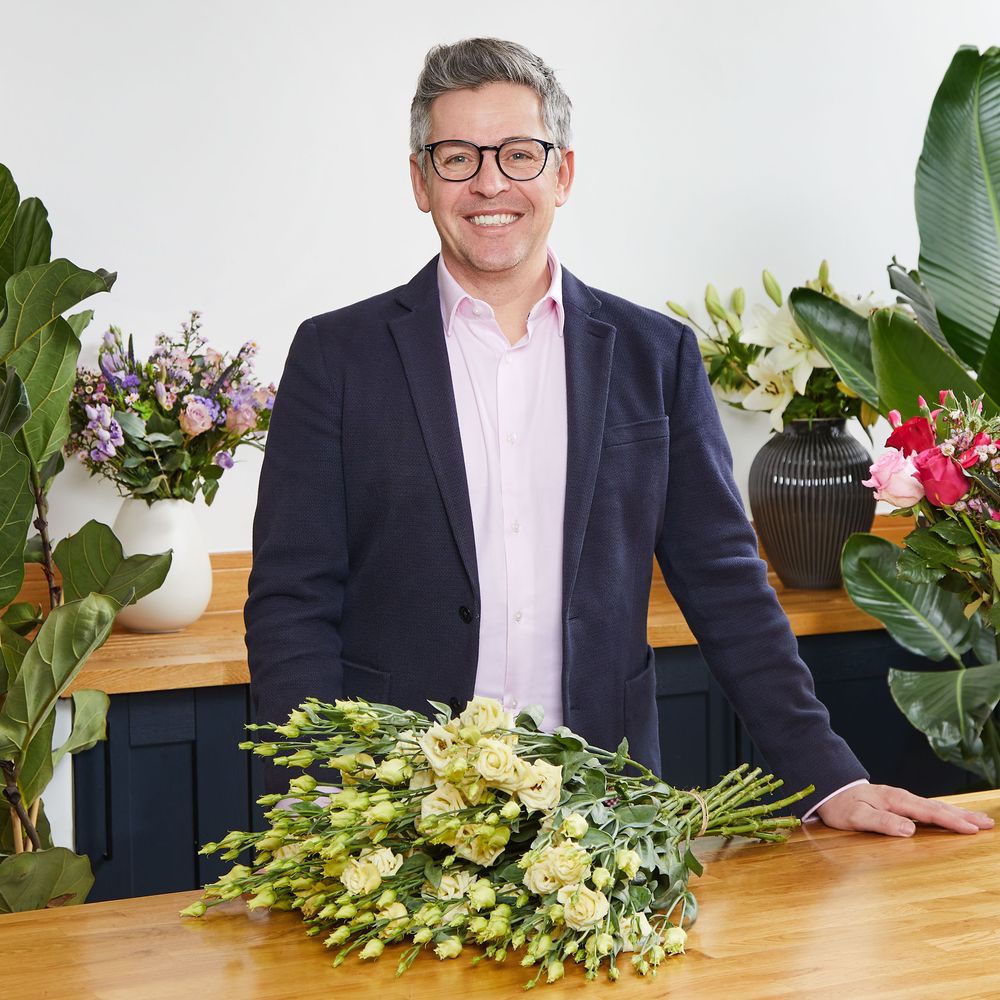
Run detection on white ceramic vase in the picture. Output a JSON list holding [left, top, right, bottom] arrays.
[[111, 497, 212, 632]]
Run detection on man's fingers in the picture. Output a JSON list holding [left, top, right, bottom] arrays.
[[862, 786, 993, 835], [847, 798, 915, 837]]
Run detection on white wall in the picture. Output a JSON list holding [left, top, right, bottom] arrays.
[[9, 1, 998, 546]]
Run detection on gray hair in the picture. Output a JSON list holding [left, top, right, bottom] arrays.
[[409, 38, 573, 162]]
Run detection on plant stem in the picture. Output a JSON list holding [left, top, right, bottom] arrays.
[[0, 760, 41, 851], [30, 467, 61, 611]]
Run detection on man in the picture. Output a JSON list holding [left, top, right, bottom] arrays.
[[246, 38, 991, 837]]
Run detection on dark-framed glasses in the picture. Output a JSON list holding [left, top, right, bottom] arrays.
[[423, 138, 556, 182]]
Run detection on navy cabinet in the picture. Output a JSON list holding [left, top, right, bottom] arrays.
[[75, 633, 980, 901]]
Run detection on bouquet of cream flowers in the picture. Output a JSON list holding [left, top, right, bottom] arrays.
[[183, 697, 811, 987]]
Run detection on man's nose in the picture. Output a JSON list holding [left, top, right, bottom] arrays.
[[469, 151, 511, 198]]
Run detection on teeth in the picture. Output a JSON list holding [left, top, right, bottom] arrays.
[[469, 214, 517, 226]]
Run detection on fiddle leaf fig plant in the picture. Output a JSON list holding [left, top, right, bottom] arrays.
[[0, 163, 172, 910]]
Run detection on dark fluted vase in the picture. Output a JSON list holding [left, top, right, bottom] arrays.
[[748, 419, 876, 589]]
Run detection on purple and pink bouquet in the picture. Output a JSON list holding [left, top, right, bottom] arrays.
[[67, 312, 275, 505]]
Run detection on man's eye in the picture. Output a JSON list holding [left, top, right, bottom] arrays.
[[443, 154, 469, 166]]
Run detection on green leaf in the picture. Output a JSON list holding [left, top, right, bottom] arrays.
[[889, 662, 1000, 785], [628, 884, 653, 909], [684, 846, 704, 877], [0, 621, 30, 697], [1, 601, 43, 636], [64, 309, 94, 339], [896, 547, 947, 585], [870, 308, 995, 418], [23, 533, 43, 564], [0, 593, 116, 752], [841, 533, 973, 662], [788, 288, 879, 407], [52, 689, 109, 767], [0, 799, 52, 855], [916, 46, 1000, 368], [969, 616, 1000, 664], [886, 261, 956, 356], [0, 197, 52, 300], [146, 411, 179, 436], [0, 260, 116, 464], [17, 709, 55, 808], [904, 526, 979, 572], [614, 804, 659, 828], [113, 409, 146, 439], [514, 705, 545, 731], [0, 432, 35, 609], [976, 309, 1000, 403], [0, 847, 94, 911], [0, 165, 18, 257], [930, 519, 975, 546], [0, 366, 30, 437], [53, 519, 171, 607]]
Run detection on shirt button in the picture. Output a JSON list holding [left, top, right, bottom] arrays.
[[513, 610, 523, 623], [472, 306, 482, 317], [503, 353, 513, 365], [506, 432, 517, 445], [511, 520, 520, 533]]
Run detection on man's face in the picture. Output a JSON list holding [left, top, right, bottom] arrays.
[[409, 81, 574, 284]]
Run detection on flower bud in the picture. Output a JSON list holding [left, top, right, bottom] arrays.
[[731, 287, 745, 315], [591, 866, 612, 890], [377, 889, 397, 908], [547, 903, 564, 924], [288, 774, 317, 796], [459, 725, 482, 744], [367, 801, 396, 824], [546, 959, 565, 983], [615, 848, 641, 880], [762, 269, 782, 307], [246, 888, 276, 910], [608, 967, 620, 982], [253, 743, 278, 757], [359, 939, 384, 960], [325, 926, 351, 946], [412, 926, 434, 944], [468, 879, 497, 911], [818, 258, 830, 286], [596, 932, 615, 955], [560, 813, 588, 839], [285, 749, 315, 769], [663, 926, 687, 955], [704, 285, 727, 322], [666, 300, 689, 319], [374, 758, 411, 785], [500, 799, 521, 820], [179, 901, 207, 918], [434, 937, 463, 960], [469, 915, 489, 935]]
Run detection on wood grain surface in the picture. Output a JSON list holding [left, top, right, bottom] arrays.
[[5, 790, 996, 999], [42, 516, 908, 696]]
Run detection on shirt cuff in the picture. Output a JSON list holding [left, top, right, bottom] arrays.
[[802, 778, 870, 822]]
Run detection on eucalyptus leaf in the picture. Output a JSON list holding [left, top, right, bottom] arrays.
[[514, 705, 544, 731], [614, 804, 659, 828], [0, 593, 117, 752], [889, 662, 1000, 784], [870, 308, 995, 418], [53, 519, 171, 607], [916, 46, 1000, 368], [0, 847, 94, 911], [52, 689, 109, 767], [787, 288, 879, 407], [841, 533, 973, 662], [0, 432, 35, 609]]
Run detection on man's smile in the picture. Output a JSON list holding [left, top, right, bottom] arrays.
[[464, 212, 523, 227]]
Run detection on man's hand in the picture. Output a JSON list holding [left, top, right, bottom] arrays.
[[817, 783, 995, 836]]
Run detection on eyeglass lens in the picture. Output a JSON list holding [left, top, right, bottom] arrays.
[[431, 140, 549, 181]]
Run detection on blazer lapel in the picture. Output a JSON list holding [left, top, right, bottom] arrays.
[[561, 269, 617, 617], [389, 259, 479, 598]]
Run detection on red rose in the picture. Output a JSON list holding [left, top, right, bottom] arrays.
[[913, 448, 969, 506], [957, 431, 992, 468], [885, 416, 935, 456]]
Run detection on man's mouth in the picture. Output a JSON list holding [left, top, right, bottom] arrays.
[[465, 213, 521, 227]]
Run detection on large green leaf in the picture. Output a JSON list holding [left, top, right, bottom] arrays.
[[0, 593, 116, 754], [889, 663, 1000, 785], [0, 197, 52, 296], [915, 46, 1000, 368], [1, 602, 43, 636], [869, 308, 994, 418], [0, 432, 35, 610], [65, 309, 94, 339], [788, 288, 879, 407], [16, 709, 55, 809], [0, 260, 116, 465], [0, 621, 30, 698], [0, 365, 30, 437], [976, 309, 1000, 404], [886, 261, 956, 356], [53, 519, 172, 606], [841, 533, 974, 662], [0, 847, 94, 911], [52, 689, 109, 767], [0, 165, 17, 255]]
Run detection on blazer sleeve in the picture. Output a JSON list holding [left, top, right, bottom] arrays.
[[653, 324, 868, 816], [244, 317, 348, 766]]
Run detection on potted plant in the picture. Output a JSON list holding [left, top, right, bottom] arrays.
[[0, 162, 171, 911]]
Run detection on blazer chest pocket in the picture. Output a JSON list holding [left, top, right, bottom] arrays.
[[603, 415, 670, 448], [342, 658, 391, 703]]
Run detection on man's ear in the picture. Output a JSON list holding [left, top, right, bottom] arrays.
[[410, 155, 432, 213], [554, 148, 575, 208]]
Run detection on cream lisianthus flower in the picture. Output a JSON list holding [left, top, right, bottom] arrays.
[[340, 857, 382, 895], [474, 738, 521, 789], [547, 842, 592, 886], [743, 302, 829, 394], [452, 824, 508, 867], [363, 846, 404, 878], [556, 884, 610, 931], [418, 724, 456, 776], [434, 870, 475, 900], [377, 900, 409, 938], [743, 353, 796, 432], [523, 855, 562, 896], [409, 767, 435, 790], [516, 760, 563, 813], [420, 781, 467, 820], [459, 696, 515, 733]]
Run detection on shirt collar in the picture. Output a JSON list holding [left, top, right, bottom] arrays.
[[438, 248, 564, 337]]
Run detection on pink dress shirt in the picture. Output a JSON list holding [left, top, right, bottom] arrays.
[[438, 250, 567, 731]]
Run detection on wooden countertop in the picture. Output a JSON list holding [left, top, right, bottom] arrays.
[[34, 516, 907, 697], [5, 789, 996, 999]]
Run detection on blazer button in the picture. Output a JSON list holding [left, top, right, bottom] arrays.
[[449, 697, 462, 715], [458, 605, 473, 624]]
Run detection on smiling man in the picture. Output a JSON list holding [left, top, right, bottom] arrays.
[[246, 38, 992, 838]]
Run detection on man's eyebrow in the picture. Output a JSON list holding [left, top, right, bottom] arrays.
[[497, 135, 535, 143]]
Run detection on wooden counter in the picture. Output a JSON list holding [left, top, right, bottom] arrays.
[[34, 516, 907, 697], [6, 789, 997, 999]]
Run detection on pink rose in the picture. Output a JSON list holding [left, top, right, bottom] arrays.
[[912, 448, 968, 507], [885, 415, 935, 456], [862, 449, 925, 508], [179, 398, 215, 437], [224, 404, 258, 434]]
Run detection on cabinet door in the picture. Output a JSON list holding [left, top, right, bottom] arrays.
[[73, 686, 257, 902]]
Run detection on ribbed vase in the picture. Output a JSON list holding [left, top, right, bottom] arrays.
[[748, 419, 876, 589]]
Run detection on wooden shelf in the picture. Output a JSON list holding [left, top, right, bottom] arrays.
[[29, 516, 908, 697]]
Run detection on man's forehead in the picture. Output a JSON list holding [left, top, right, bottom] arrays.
[[428, 82, 545, 138]]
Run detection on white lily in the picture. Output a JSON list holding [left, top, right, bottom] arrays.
[[744, 352, 797, 431], [742, 303, 829, 395]]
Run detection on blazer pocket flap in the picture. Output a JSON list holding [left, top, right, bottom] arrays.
[[342, 658, 391, 703], [603, 416, 670, 448]]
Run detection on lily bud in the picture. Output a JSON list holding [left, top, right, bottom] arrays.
[[666, 300, 689, 319], [731, 287, 746, 315], [762, 269, 782, 307], [818, 259, 830, 286]]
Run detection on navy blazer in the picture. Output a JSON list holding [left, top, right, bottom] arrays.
[[245, 258, 868, 812]]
